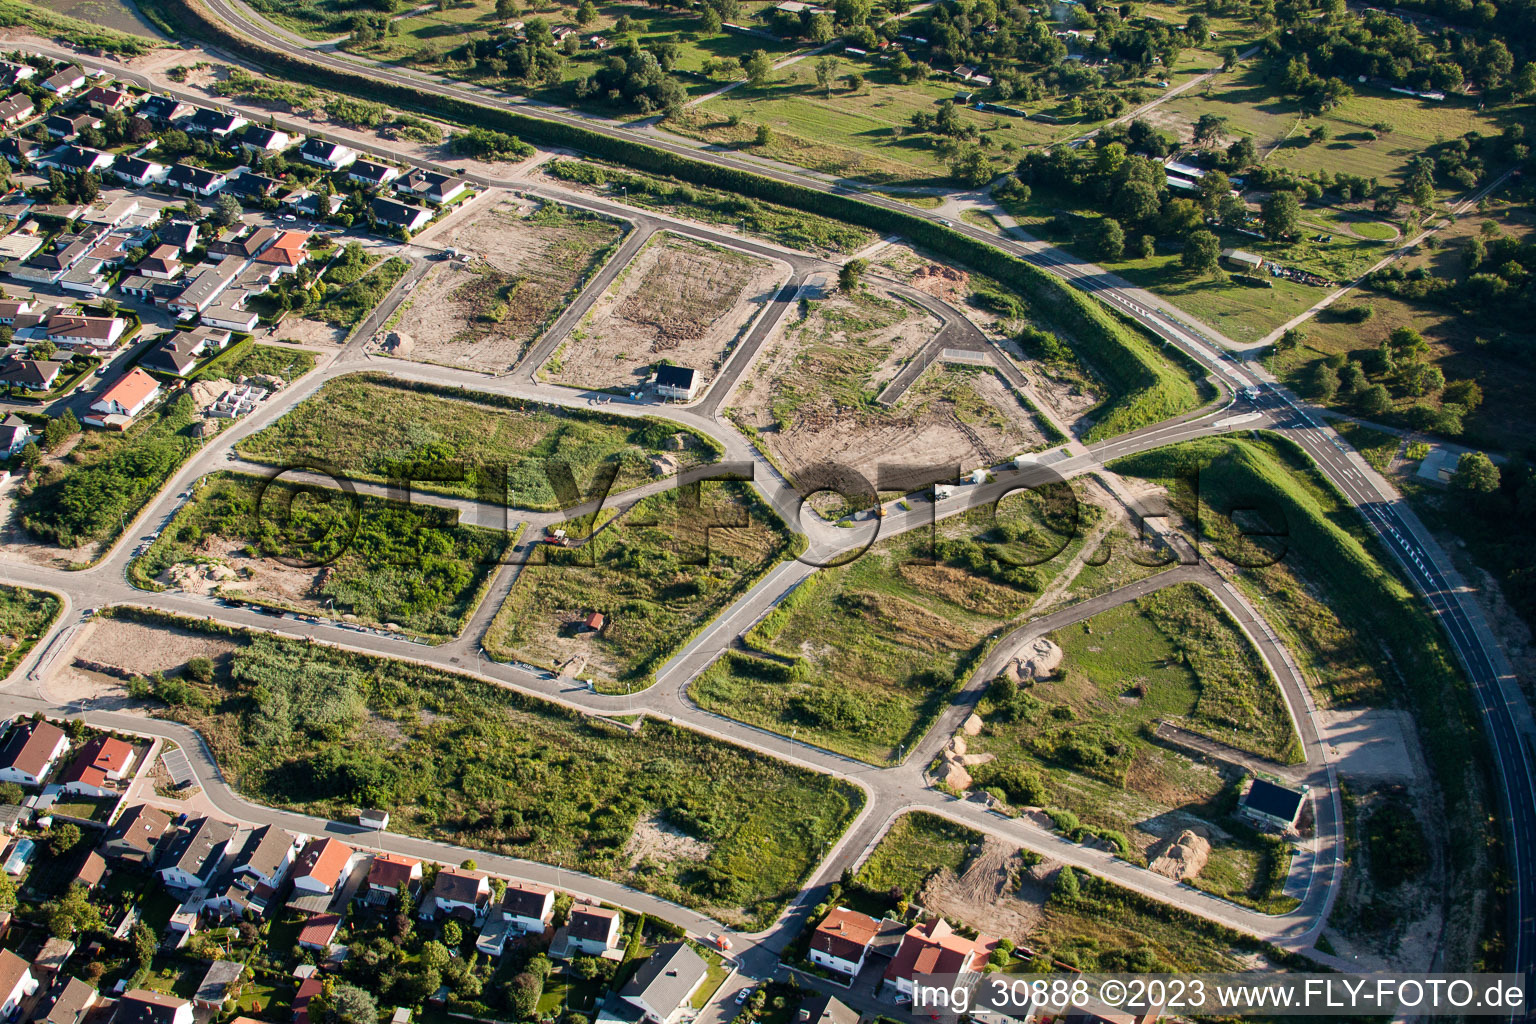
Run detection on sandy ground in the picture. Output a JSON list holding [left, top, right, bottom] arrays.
[[735, 286, 1046, 482], [388, 196, 622, 372], [543, 233, 786, 393], [158, 534, 354, 621], [624, 811, 713, 872], [45, 617, 239, 706], [1317, 708, 1426, 785], [916, 835, 1047, 943], [0, 447, 101, 569]]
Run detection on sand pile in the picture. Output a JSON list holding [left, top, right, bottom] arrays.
[[1148, 829, 1212, 881]]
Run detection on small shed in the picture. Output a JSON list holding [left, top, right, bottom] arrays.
[[1222, 248, 1264, 272], [583, 611, 606, 633], [654, 365, 699, 401], [1241, 777, 1305, 830]]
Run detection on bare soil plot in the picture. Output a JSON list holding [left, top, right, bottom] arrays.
[[917, 835, 1047, 943], [543, 233, 786, 394], [46, 617, 238, 706], [732, 286, 1047, 483], [388, 199, 624, 372]]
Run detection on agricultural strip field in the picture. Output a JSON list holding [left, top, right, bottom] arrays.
[[1108, 434, 1497, 966], [483, 481, 797, 687], [968, 582, 1301, 912], [848, 811, 1283, 971], [8, 393, 206, 564], [543, 161, 875, 256], [130, 472, 509, 641], [690, 487, 1096, 764], [234, 374, 722, 511], [731, 285, 1049, 485], [387, 198, 625, 372], [543, 233, 786, 395], [0, 585, 60, 681], [101, 608, 863, 929]]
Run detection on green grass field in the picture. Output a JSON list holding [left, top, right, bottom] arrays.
[[854, 811, 975, 897], [484, 481, 797, 686], [235, 374, 722, 511], [130, 472, 509, 640], [691, 488, 1093, 764], [0, 586, 61, 681], [122, 608, 864, 930], [190, 342, 317, 384]]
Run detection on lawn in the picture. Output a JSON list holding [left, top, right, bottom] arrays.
[[0, 585, 60, 681], [484, 481, 796, 687], [17, 393, 205, 558], [234, 374, 722, 511], [690, 487, 1094, 764], [854, 811, 975, 897], [130, 472, 510, 641], [191, 341, 317, 384], [123, 608, 864, 929]]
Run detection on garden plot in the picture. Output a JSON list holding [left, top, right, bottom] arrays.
[[387, 198, 624, 372], [732, 286, 1047, 484], [543, 233, 787, 394]]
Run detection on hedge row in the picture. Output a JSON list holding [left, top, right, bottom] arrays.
[[159, 0, 1201, 439]]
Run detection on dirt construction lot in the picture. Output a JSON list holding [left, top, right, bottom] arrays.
[[543, 233, 786, 393], [733, 285, 1048, 482], [388, 198, 624, 372]]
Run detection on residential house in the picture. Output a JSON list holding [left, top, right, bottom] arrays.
[[137, 245, 185, 279], [298, 138, 357, 170], [33, 937, 74, 978], [82, 85, 133, 113], [477, 880, 554, 955], [0, 138, 39, 167], [798, 995, 860, 1024], [395, 169, 469, 205], [238, 125, 292, 156], [167, 164, 227, 197], [8, 230, 103, 284], [58, 735, 137, 797], [194, 960, 244, 1011], [40, 976, 98, 1024], [1222, 248, 1264, 272], [0, 96, 33, 126], [1241, 778, 1306, 831], [809, 907, 879, 977], [156, 816, 237, 890], [370, 197, 431, 233], [282, 189, 343, 219], [207, 225, 277, 260], [41, 67, 86, 95], [185, 108, 248, 139], [297, 913, 342, 952], [137, 95, 192, 125], [0, 415, 34, 456], [0, 719, 69, 786], [0, 949, 37, 1020], [117, 276, 182, 306], [423, 866, 491, 925], [114, 990, 195, 1024], [365, 852, 421, 905], [0, 300, 29, 324], [0, 62, 34, 87], [84, 201, 141, 232], [0, 358, 61, 392], [143, 327, 232, 377], [52, 145, 113, 174], [293, 975, 323, 1024], [199, 298, 259, 334], [167, 256, 241, 317], [348, 159, 400, 189], [551, 904, 623, 959], [101, 803, 172, 865], [157, 221, 198, 254], [226, 172, 279, 200], [255, 230, 308, 272], [617, 942, 709, 1024], [87, 368, 160, 426], [654, 364, 698, 400], [232, 824, 300, 891], [73, 850, 108, 890], [291, 836, 355, 896], [882, 918, 997, 998], [42, 313, 126, 348], [114, 156, 168, 187]]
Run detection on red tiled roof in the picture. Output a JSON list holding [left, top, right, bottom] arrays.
[[256, 230, 308, 267], [883, 918, 996, 983], [0, 720, 65, 779], [367, 852, 419, 890], [60, 735, 133, 789], [293, 837, 353, 889], [96, 368, 158, 413], [811, 907, 880, 963], [297, 913, 341, 949]]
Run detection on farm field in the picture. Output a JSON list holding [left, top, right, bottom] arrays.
[[387, 198, 625, 372], [542, 233, 786, 395], [731, 283, 1049, 487], [690, 487, 1094, 764], [234, 374, 721, 511], [90, 610, 864, 930], [130, 472, 509, 641], [483, 481, 796, 687], [967, 582, 1301, 912]]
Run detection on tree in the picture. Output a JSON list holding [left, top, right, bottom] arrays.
[[814, 54, 841, 94], [42, 408, 78, 451], [16, 443, 39, 474], [508, 970, 545, 1019], [1311, 362, 1339, 402], [1444, 379, 1483, 410], [844, 71, 863, 92], [808, 13, 834, 42], [1357, 383, 1392, 417], [838, 258, 868, 292], [1094, 217, 1125, 260], [50, 823, 81, 855], [495, 0, 518, 20], [576, 0, 596, 24], [1113, 180, 1160, 224], [1181, 229, 1220, 274], [329, 984, 379, 1024], [700, 6, 721, 32], [744, 49, 774, 87], [1053, 866, 1080, 902], [1453, 452, 1500, 495], [949, 146, 993, 187], [212, 193, 242, 228], [1226, 135, 1257, 169], [31, 340, 55, 362], [1261, 190, 1300, 240], [443, 920, 463, 947], [754, 123, 774, 147], [0, 872, 14, 914], [131, 922, 155, 967], [459, 858, 476, 870]]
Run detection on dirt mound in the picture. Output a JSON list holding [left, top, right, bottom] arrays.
[[912, 264, 969, 303], [963, 713, 984, 736], [917, 835, 1046, 942], [382, 331, 415, 356], [650, 453, 680, 477], [1147, 829, 1211, 881], [164, 560, 241, 597], [1004, 637, 1063, 683]]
